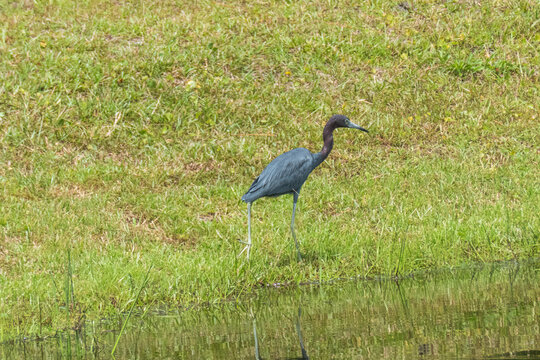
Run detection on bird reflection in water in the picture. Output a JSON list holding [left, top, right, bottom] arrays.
[[251, 307, 309, 360]]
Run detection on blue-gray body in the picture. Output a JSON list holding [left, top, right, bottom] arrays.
[[241, 148, 324, 203]]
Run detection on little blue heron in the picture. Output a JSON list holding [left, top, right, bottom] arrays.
[[239, 114, 368, 260]]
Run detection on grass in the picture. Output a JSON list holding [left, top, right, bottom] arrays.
[[111, 264, 152, 357], [0, 0, 538, 340]]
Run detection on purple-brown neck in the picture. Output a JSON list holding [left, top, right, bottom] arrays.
[[313, 117, 341, 168], [320, 120, 337, 158]]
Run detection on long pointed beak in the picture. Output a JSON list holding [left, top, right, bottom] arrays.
[[348, 122, 369, 133]]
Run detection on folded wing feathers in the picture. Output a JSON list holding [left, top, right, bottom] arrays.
[[244, 148, 314, 199]]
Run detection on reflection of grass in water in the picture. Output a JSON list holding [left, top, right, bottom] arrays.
[[4, 261, 538, 359], [112, 265, 153, 357], [0, 0, 539, 340]]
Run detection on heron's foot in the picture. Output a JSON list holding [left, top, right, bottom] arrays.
[[296, 251, 302, 262], [237, 242, 251, 259]]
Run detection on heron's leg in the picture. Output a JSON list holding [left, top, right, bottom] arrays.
[[238, 203, 252, 259], [247, 202, 251, 259], [291, 194, 302, 261]]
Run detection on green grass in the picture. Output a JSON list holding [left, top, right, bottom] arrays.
[[0, 0, 538, 340]]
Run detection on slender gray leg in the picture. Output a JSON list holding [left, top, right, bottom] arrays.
[[291, 194, 302, 261], [238, 203, 252, 259]]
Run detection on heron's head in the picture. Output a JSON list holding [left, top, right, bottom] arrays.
[[330, 114, 369, 133]]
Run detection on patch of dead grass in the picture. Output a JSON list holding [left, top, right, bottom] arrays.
[[122, 208, 196, 246]]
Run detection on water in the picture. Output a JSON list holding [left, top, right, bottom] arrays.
[[2, 261, 539, 359]]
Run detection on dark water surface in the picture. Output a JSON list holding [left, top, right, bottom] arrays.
[[3, 261, 539, 359]]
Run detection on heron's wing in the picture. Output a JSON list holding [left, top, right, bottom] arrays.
[[246, 148, 314, 198]]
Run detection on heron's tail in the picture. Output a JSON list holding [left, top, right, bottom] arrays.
[[241, 177, 261, 203]]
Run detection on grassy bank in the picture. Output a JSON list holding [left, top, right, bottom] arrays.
[[0, 0, 538, 339]]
